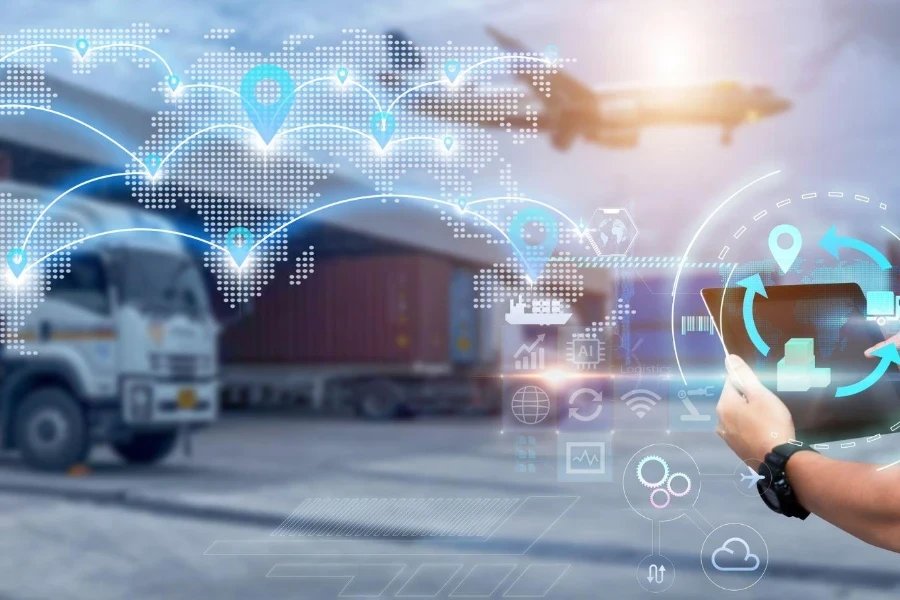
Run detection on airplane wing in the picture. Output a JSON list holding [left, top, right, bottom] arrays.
[[484, 26, 596, 107]]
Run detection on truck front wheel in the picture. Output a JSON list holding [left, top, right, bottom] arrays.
[[15, 387, 89, 472], [112, 431, 178, 465]]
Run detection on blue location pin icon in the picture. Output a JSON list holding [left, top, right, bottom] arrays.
[[166, 74, 180, 92], [457, 198, 467, 211], [443, 135, 454, 151], [768, 224, 802, 273], [336, 67, 349, 84], [370, 112, 396, 149], [545, 44, 559, 63], [7, 248, 26, 279], [444, 59, 460, 83], [240, 64, 295, 145], [75, 38, 89, 58], [225, 227, 254, 268], [145, 153, 162, 177], [508, 207, 559, 281]]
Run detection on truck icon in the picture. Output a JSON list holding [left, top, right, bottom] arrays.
[[865, 291, 900, 326]]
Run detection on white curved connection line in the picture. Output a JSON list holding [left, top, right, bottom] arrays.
[[275, 124, 376, 145], [466, 195, 582, 234], [250, 193, 529, 268], [275, 76, 336, 114], [0, 104, 150, 175], [459, 55, 553, 78], [718, 264, 746, 390], [0, 42, 176, 78], [157, 124, 259, 170], [387, 55, 554, 113], [670, 170, 781, 385], [24, 228, 228, 274], [178, 84, 243, 101], [22, 171, 143, 249], [22, 197, 529, 280], [90, 43, 175, 76], [881, 225, 900, 244], [387, 80, 442, 112], [385, 136, 442, 149], [274, 127, 441, 150], [344, 81, 384, 114], [24, 192, 569, 284]]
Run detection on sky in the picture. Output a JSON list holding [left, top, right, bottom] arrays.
[[6, 0, 900, 258]]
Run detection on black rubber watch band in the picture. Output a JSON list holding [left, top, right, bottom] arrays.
[[758, 443, 816, 520]]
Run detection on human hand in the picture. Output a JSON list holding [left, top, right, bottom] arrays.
[[716, 355, 796, 460], [865, 331, 900, 358]]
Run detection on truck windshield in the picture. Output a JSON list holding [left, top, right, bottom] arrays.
[[117, 250, 210, 318]]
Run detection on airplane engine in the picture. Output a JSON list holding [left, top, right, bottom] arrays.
[[551, 126, 579, 151]]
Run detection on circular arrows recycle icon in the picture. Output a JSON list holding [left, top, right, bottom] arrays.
[[739, 224, 898, 398]]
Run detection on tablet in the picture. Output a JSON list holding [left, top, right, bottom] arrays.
[[701, 282, 900, 444]]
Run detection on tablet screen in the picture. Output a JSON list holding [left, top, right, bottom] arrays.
[[702, 283, 900, 443]]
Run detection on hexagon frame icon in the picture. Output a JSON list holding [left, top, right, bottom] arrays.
[[582, 207, 638, 257]]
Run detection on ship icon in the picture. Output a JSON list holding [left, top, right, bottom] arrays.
[[505, 295, 572, 326]]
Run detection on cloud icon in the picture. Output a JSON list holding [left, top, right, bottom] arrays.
[[711, 537, 761, 572]]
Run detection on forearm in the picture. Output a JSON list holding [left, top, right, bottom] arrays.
[[786, 451, 900, 552]]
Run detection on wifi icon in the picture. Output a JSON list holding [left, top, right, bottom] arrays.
[[622, 389, 662, 419]]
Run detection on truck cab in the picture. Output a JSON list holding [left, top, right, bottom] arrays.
[[1, 182, 219, 470]]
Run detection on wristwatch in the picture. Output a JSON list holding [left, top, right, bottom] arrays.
[[758, 443, 815, 519]]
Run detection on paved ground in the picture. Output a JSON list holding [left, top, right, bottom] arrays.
[[0, 413, 897, 599]]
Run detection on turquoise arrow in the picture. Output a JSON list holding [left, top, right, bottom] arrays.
[[737, 274, 770, 356], [836, 342, 900, 397], [820, 225, 891, 270]]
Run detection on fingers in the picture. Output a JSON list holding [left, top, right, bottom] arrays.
[[866, 332, 900, 357], [724, 354, 763, 396]]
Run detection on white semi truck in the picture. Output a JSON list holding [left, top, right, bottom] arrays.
[[1, 181, 219, 471]]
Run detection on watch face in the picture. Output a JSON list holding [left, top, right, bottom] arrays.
[[759, 480, 782, 511]]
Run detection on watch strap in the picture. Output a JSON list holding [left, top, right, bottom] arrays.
[[760, 443, 815, 519]]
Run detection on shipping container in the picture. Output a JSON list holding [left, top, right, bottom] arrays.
[[219, 254, 505, 418], [222, 255, 452, 365]]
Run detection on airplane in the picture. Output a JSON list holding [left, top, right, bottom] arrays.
[[379, 28, 792, 151], [740, 466, 766, 489]]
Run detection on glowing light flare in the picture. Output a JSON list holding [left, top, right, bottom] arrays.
[[542, 368, 569, 387], [655, 36, 690, 82], [5, 268, 24, 286], [253, 133, 273, 152]]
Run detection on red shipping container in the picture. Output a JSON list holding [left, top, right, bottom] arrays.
[[221, 255, 452, 364]]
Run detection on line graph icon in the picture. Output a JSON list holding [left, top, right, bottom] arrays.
[[622, 389, 662, 419], [514, 334, 546, 370], [565, 442, 606, 475]]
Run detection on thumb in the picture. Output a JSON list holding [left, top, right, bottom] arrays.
[[725, 354, 764, 396]]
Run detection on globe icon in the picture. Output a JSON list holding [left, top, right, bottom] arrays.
[[511, 386, 551, 425]]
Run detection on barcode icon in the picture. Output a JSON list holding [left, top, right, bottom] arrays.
[[681, 315, 715, 335]]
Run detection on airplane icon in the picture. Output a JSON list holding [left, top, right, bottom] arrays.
[[740, 466, 766, 489]]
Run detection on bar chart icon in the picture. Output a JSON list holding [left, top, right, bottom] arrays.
[[514, 334, 546, 370]]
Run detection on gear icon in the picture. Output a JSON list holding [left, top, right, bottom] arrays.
[[636, 455, 669, 489], [667, 472, 692, 497]]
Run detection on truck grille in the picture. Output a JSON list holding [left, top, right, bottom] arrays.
[[166, 354, 198, 380]]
